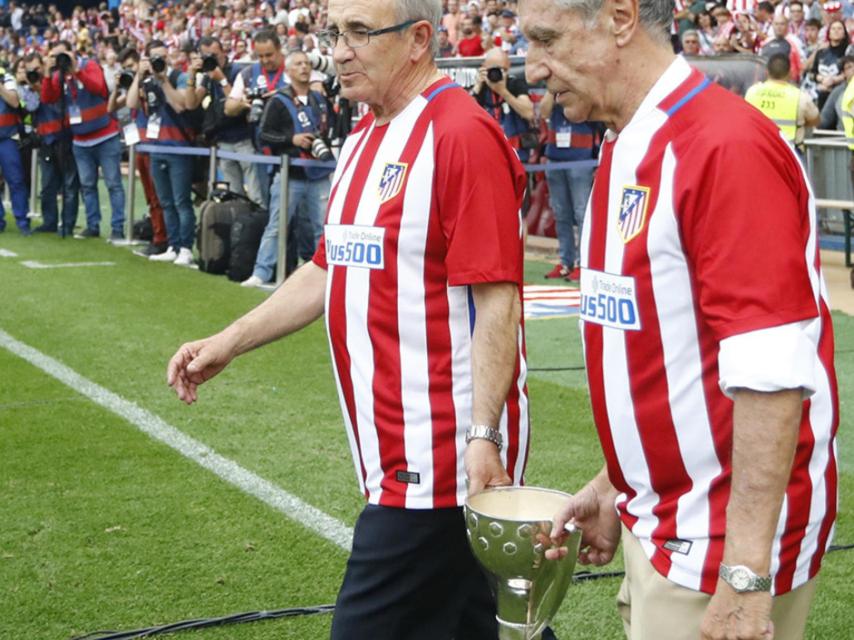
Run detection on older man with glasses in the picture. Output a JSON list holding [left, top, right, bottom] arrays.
[[167, 1, 535, 638]]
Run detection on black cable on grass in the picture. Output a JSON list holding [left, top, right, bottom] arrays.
[[69, 605, 335, 640], [70, 545, 854, 639]]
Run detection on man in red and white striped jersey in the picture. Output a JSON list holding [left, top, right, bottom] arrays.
[[521, 0, 838, 639], [167, 1, 531, 638]]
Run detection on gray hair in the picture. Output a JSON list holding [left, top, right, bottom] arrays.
[[554, 0, 673, 42], [395, 0, 442, 58]]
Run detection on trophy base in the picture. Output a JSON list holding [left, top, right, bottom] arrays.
[[497, 616, 542, 640]]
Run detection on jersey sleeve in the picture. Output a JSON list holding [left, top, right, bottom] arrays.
[[433, 107, 527, 286], [675, 123, 819, 341]]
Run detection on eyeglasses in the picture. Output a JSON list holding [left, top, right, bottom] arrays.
[[317, 19, 416, 49]]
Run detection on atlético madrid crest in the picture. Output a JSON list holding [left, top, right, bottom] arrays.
[[378, 162, 408, 203], [618, 185, 650, 243]]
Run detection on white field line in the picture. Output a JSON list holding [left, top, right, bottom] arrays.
[[0, 328, 353, 551], [20, 260, 116, 269], [0, 249, 18, 258]]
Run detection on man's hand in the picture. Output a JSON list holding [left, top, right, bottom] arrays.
[[465, 438, 511, 496], [545, 469, 621, 566], [292, 132, 315, 150], [700, 585, 773, 640], [138, 58, 152, 78], [166, 334, 237, 404], [209, 66, 226, 83]]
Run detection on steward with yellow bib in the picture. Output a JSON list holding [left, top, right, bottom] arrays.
[[746, 53, 819, 155]]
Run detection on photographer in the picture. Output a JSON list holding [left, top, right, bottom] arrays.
[[472, 48, 536, 162], [241, 50, 333, 288], [185, 36, 263, 207], [225, 29, 288, 206], [22, 51, 80, 237], [0, 58, 29, 236], [42, 42, 124, 240], [126, 40, 195, 267], [110, 47, 168, 258]]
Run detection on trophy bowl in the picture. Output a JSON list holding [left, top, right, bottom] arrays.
[[465, 486, 582, 640]]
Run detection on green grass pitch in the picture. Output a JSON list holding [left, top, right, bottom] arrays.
[[0, 226, 851, 639]]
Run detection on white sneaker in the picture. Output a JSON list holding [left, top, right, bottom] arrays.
[[173, 247, 194, 266], [240, 275, 264, 288], [149, 247, 178, 262]]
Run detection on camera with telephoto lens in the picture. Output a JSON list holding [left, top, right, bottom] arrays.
[[245, 86, 267, 124], [310, 136, 333, 162], [486, 67, 504, 83], [26, 69, 42, 84], [118, 69, 135, 90], [150, 56, 166, 74], [201, 54, 218, 73], [55, 52, 72, 74]]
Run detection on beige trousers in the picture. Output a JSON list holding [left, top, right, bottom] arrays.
[[617, 526, 817, 640]]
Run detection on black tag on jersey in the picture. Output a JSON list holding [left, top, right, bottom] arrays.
[[663, 538, 693, 555], [396, 470, 421, 485]]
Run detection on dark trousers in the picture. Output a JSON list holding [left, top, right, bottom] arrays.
[[330, 505, 498, 640], [136, 152, 167, 245]]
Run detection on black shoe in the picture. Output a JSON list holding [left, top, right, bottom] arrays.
[[109, 230, 124, 241], [34, 225, 58, 233], [75, 228, 100, 239], [134, 242, 169, 257], [19, 227, 33, 237]]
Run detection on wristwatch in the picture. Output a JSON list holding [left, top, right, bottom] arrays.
[[465, 425, 503, 452], [219, 78, 229, 87], [719, 564, 772, 592]]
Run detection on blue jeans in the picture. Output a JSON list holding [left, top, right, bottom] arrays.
[[0, 137, 30, 232], [545, 164, 594, 268], [39, 143, 80, 235], [72, 135, 125, 235], [253, 171, 327, 282], [150, 152, 195, 250]]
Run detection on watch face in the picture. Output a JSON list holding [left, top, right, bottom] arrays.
[[731, 567, 751, 591]]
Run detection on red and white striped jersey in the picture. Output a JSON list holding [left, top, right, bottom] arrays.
[[727, 0, 758, 14], [313, 78, 530, 510], [580, 57, 838, 595]]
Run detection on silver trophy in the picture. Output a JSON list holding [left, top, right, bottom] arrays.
[[465, 486, 582, 640]]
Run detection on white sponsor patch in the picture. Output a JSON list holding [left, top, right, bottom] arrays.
[[579, 268, 641, 331], [324, 224, 385, 270]]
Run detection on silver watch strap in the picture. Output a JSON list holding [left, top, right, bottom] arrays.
[[465, 424, 503, 451], [719, 564, 772, 592]]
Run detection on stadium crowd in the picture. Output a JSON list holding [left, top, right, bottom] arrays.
[[0, 0, 850, 285]]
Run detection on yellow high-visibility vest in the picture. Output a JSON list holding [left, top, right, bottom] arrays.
[[745, 80, 801, 142], [841, 77, 854, 150]]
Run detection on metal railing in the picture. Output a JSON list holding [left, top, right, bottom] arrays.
[[804, 131, 853, 266]]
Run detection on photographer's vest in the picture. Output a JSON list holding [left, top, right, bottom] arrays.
[[132, 107, 150, 143], [744, 80, 800, 143], [272, 89, 333, 181], [245, 62, 288, 94], [242, 62, 288, 147], [481, 88, 532, 162], [34, 100, 66, 145], [841, 78, 854, 151], [207, 65, 252, 143], [143, 77, 195, 147], [63, 61, 114, 139], [544, 110, 596, 162], [0, 90, 21, 140]]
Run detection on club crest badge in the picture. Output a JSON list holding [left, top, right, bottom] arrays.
[[378, 162, 408, 203], [617, 185, 650, 243]]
